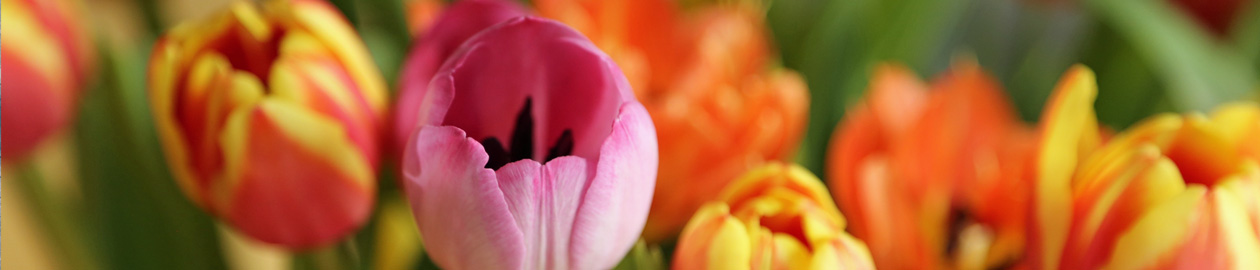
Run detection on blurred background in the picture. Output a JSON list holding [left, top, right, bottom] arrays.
[[3, 0, 1258, 269]]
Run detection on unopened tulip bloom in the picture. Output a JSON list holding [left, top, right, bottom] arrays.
[[400, 17, 658, 270], [393, 0, 526, 157], [1028, 65, 1260, 270], [538, 0, 809, 242], [828, 62, 1036, 270], [2, 0, 93, 160], [674, 163, 875, 270], [148, 0, 387, 248]]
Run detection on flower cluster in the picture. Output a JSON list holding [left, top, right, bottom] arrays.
[[8, 0, 1255, 269]]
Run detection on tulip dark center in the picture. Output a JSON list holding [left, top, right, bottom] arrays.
[[943, 209, 970, 257], [481, 98, 575, 169], [943, 208, 1015, 270]]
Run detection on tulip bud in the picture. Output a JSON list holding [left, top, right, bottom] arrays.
[[2, 0, 94, 160], [1030, 65, 1260, 269], [674, 163, 875, 270], [148, 0, 387, 248]]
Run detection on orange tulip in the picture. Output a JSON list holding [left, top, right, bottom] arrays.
[[674, 163, 875, 270], [537, 0, 809, 242], [148, 0, 387, 248], [1028, 65, 1260, 270], [1, 0, 94, 160], [827, 61, 1037, 270]]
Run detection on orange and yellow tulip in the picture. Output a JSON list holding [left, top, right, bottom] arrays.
[[828, 62, 1037, 270], [674, 163, 875, 270], [2, 0, 94, 160], [538, 0, 809, 242], [1028, 65, 1260, 270], [148, 0, 387, 248]]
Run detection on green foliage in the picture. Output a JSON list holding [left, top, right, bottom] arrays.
[[74, 41, 227, 270], [613, 240, 667, 270]]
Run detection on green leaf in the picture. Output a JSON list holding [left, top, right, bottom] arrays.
[[1233, 1, 1260, 84], [1085, 0, 1256, 111], [613, 240, 667, 270], [75, 41, 226, 270], [789, 0, 973, 177]]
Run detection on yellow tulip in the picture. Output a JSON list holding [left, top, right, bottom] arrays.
[[1029, 65, 1260, 269], [674, 163, 875, 270]]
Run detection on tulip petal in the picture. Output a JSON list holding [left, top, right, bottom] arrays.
[[269, 32, 380, 167], [1, 0, 79, 160], [1211, 181, 1260, 269], [403, 126, 524, 269], [1211, 103, 1260, 161], [675, 204, 753, 270], [218, 99, 374, 248], [286, 0, 387, 115], [1066, 146, 1185, 268], [568, 102, 658, 269], [495, 157, 589, 270], [1100, 187, 1205, 270], [1, 48, 73, 161], [1031, 65, 1102, 270]]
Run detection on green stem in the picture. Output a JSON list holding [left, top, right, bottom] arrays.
[[292, 239, 361, 270], [14, 161, 96, 270], [134, 0, 165, 37]]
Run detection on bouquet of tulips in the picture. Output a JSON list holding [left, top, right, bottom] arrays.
[[4, 0, 1259, 269]]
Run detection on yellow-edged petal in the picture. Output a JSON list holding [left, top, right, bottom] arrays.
[[1101, 187, 1205, 270], [1033, 64, 1101, 270]]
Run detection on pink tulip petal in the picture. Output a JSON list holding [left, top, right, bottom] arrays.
[[394, 0, 527, 154], [403, 125, 524, 269], [569, 102, 659, 269], [432, 17, 623, 163], [497, 157, 591, 269]]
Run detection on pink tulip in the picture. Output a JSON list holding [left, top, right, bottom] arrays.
[[399, 17, 659, 270], [392, 0, 527, 158]]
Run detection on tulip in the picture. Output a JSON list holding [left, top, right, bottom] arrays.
[[148, 0, 387, 248], [393, 0, 526, 158], [2, 0, 94, 160], [400, 17, 658, 270], [827, 62, 1037, 270], [1028, 65, 1260, 269], [538, 0, 809, 242], [673, 163, 875, 270]]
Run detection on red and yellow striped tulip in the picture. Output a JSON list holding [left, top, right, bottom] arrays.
[[827, 62, 1036, 270], [674, 163, 875, 270], [148, 0, 387, 248], [1028, 65, 1260, 269], [2, 0, 94, 161], [537, 0, 810, 242]]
